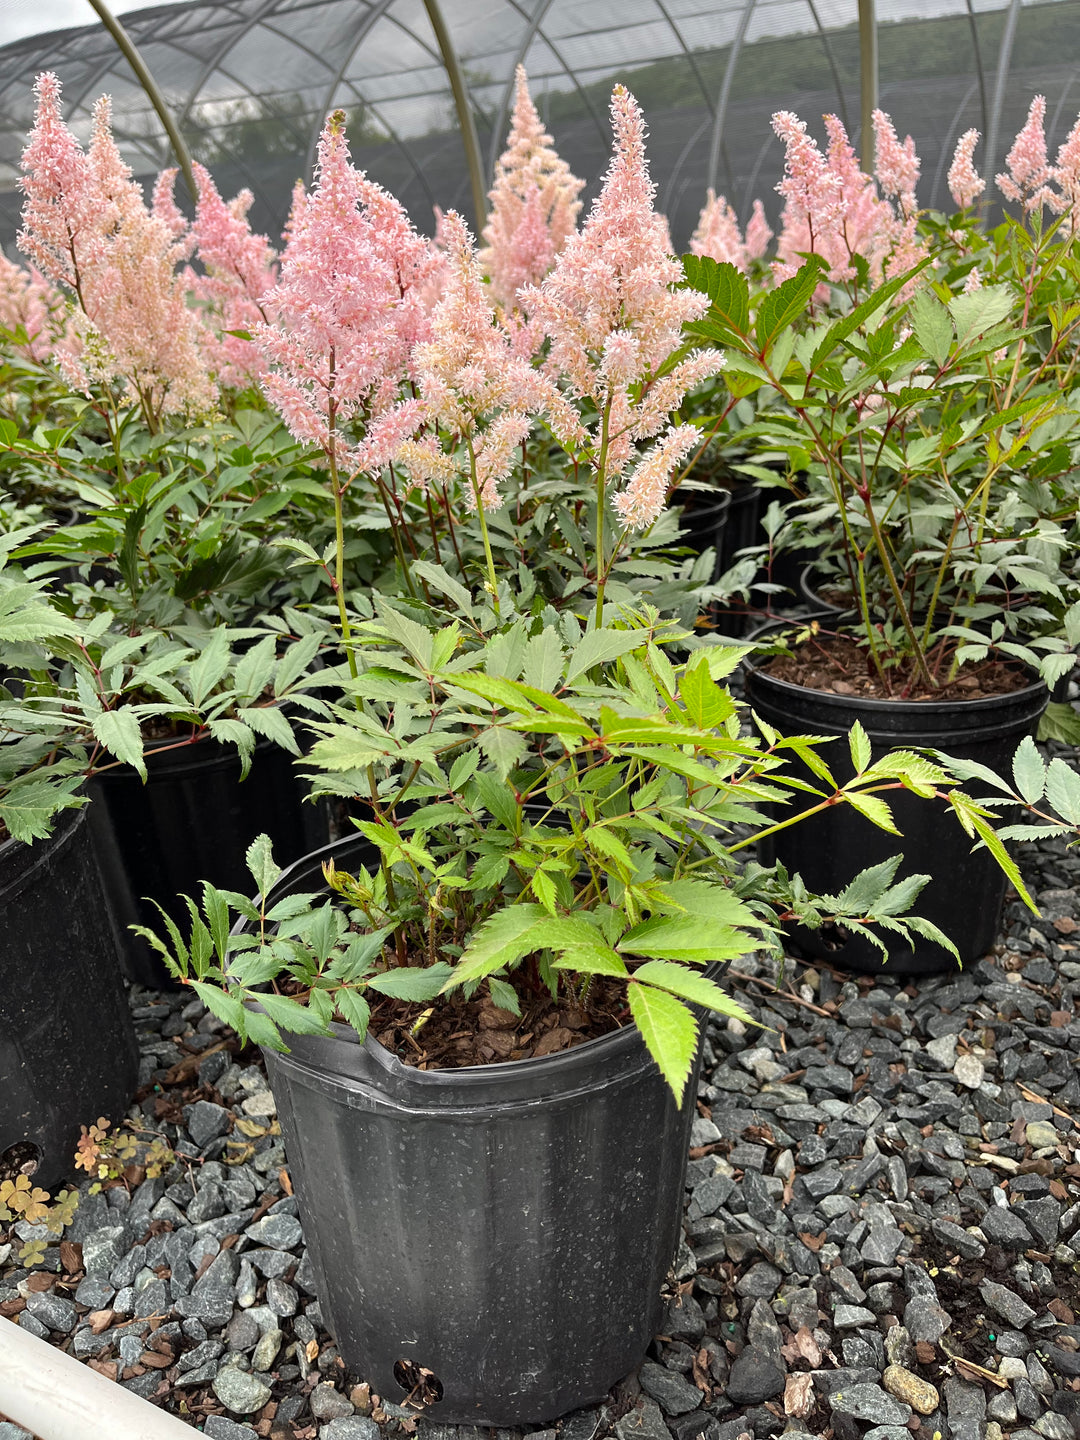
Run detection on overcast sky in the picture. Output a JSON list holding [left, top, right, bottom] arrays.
[[0, 0, 193, 45]]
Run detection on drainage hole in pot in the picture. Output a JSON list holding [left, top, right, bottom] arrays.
[[0, 1141, 42, 1180], [393, 1359, 444, 1406]]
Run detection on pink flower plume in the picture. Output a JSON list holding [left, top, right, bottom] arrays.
[[480, 66, 584, 307], [998, 96, 1060, 212], [947, 129, 985, 211]]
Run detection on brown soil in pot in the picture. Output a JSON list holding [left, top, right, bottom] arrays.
[[284, 965, 633, 1071], [759, 634, 1034, 702], [360, 977, 628, 1070]]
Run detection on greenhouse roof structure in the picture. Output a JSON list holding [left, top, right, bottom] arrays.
[[1, 0, 1079, 252]]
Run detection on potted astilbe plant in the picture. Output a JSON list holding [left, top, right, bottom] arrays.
[[0, 542, 136, 1187], [681, 102, 1080, 974], [137, 86, 1030, 1424]]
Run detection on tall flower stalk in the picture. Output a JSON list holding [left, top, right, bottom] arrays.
[[523, 86, 724, 623], [480, 66, 583, 308], [19, 74, 214, 430], [254, 110, 437, 669]]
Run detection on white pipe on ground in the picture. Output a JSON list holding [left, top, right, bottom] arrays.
[[0, 1315, 199, 1439]]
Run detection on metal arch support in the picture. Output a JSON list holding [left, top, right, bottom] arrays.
[[661, 112, 711, 219], [984, 0, 1023, 202], [85, 0, 197, 202], [806, 0, 850, 133], [965, 0, 990, 138], [928, 78, 981, 208], [706, 0, 756, 195], [654, 0, 718, 117], [501, 0, 610, 155], [487, 0, 558, 182], [299, 0, 406, 176], [422, 0, 488, 230], [177, 0, 282, 130], [858, 0, 878, 171]]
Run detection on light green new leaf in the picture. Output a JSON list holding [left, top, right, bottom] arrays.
[[1046, 756, 1080, 825], [207, 719, 256, 778], [1012, 735, 1046, 805], [234, 634, 277, 701], [566, 629, 642, 682], [274, 632, 321, 695], [257, 992, 334, 1036], [831, 854, 903, 914], [478, 725, 529, 780], [446, 904, 550, 988], [847, 720, 871, 776], [335, 988, 371, 1039], [909, 286, 953, 367], [375, 603, 434, 671], [1038, 701, 1080, 746], [950, 794, 1035, 910], [551, 943, 630, 977], [93, 708, 146, 780], [190, 981, 247, 1034], [240, 1004, 286, 1051], [680, 656, 735, 730], [948, 284, 1013, 347], [0, 780, 84, 843], [627, 982, 699, 1105], [631, 961, 758, 1026], [188, 626, 231, 708], [239, 705, 300, 755], [843, 789, 900, 834], [620, 915, 755, 965], [650, 879, 764, 929], [487, 977, 521, 1015], [410, 560, 473, 615], [246, 833, 281, 901]]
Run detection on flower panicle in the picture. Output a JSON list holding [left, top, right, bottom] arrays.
[[480, 65, 584, 307], [948, 129, 985, 211]]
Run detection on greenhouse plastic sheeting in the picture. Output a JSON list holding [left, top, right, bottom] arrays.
[[1, 0, 1078, 249]]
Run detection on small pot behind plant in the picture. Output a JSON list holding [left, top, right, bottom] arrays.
[[0, 805, 137, 1187], [744, 627, 1048, 976], [674, 485, 731, 583], [88, 732, 326, 988], [247, 835, 709, 1425]]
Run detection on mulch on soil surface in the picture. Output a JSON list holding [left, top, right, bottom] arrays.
[[761, 634, 1033, 701]]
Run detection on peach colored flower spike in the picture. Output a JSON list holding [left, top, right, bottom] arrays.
[[255, 108, 437, 479], [947, 129, 985, 211], [480, 66, 584, 309], [402, 209, 551, 510], [0, 248, 64, 362], [744, 200, 773, 262], [690, 189, 747, 270], [19, 75, 215, 422], [189, 161, 278, 388], [524, 85, 724, 530], [998, 96, 1059, 212]]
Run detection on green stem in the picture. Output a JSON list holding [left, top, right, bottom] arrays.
[[466, 436, 500, 615], [594, 400, 612, 629]]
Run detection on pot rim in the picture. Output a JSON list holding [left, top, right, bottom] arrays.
[[237, 833, 668, 1104], [0, 800, 84, 896], [744, 615, 1048, 715]]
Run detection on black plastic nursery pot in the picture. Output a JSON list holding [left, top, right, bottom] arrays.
[[675, 485, 731, 583], [88, 731, 324, 988], [743, 635, 1048, 976], [0, 806, 138, 1188], [252, 835, 706, 1425]]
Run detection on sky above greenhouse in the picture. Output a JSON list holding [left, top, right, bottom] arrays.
[[0, 0, 194, 44]]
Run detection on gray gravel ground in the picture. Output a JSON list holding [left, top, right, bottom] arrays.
[[5, 823, 1080, 1440]]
